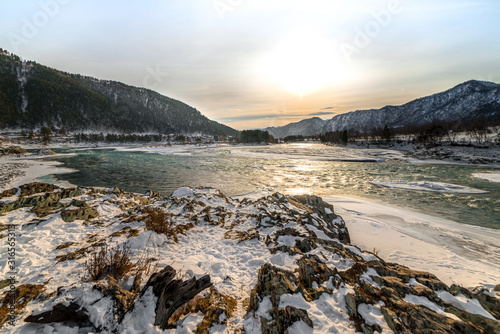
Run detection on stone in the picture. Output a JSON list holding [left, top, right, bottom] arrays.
[[261, 306, 313, 334], [138, 265, 211, 330], [61, 206, 99, 222], [25, 302, 90, 325]]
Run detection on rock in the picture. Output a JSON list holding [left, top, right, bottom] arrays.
[[1, 145, 28, 156], [96, 276, 138, 321], [138, 265, 211, 330], [250, 264, 297, 309], [297, 254, 336, 290], [168, 286, 237, 333], [25, 302, 90, 325], [20, 182, 59, 197], [37, 148, 56, 155], [261, 306, 313, 334], [0, 284, 46, 327], [61, 205, 99, 222], [0, 187, 18, 198]]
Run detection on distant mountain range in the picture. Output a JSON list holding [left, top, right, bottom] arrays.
[[0, 50, 238, 136], [264, 80, 500, 138]]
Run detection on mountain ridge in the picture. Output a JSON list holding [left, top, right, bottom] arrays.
[[264, 80, 500, 138], [0, 50, 238, 136]]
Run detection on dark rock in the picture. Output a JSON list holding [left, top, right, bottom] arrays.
[[250, 264, 297, 309], [138, 265, 211, 330], [25, 302, 90, 325], [0, 187, 18, 199], [297, 254, 336, 290]]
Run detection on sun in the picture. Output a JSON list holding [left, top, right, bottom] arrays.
[[260, 30, 348, 98]]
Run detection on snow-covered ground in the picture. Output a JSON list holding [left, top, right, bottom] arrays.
[[0, 156, 76, 191], [326, 195, 500, 289], [369, 180, 488, 194], [1, 145, 499, 291], [473, 171, 500, 183]]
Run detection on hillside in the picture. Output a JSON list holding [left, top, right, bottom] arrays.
[[264, 117, 326, 139], [264, 80, 500, 138], [0, 50, 238, 136]]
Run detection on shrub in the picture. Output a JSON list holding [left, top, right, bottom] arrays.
[[142, 207, 178, 242], [83, 243, 134, 281]]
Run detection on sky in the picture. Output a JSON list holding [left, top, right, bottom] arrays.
[[1, 0, 500, 130]]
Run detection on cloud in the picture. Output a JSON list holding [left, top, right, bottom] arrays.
[[320, 106, 336, 110], [308, 111, 337, 116], [215, 113, 304, 123]]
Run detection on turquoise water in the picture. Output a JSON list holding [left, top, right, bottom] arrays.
[[46, 145, 500, 230]]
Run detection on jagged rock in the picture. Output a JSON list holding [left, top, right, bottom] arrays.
[[250, 264, 297, 309], [261, 306, 313, 334], [19, 182, 59, 197], [0, 185, 84, 215], [292, 194, 350, 243], [168, 286, 237, 332], [297, 254, 337, 290], [0, 187, 18, 198], [61, 205, 99, 222], [139, 265, 211, 329], [96, 276, 138, 321], [25, 302, 90, 325]]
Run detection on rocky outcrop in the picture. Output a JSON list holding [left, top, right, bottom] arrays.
[[0, 145, 28, 156], [142, 265, 212, 329], [0, 183, 497, 333]]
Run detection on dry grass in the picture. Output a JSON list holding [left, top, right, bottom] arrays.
[[83, 242, 158, 282], [142, 207, 178, 242], [83, 243, 134, 282]]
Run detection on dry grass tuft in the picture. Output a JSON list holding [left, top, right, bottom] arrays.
[[83, 243, 134, 281], [83, 242, 158, 282], [142, 207, 178, 242]]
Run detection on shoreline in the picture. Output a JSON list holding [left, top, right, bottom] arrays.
[[1, 146, 499, 290], [0, 155, 76, 192], [324, 195, 500, 289]]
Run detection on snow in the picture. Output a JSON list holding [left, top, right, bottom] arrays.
[[472, 171, 500, 183], [369, 180, 488, 194], [436, 290, 496, 320], [403, 294, 462, 321], [0, 156, 76, 192], [277, 286, 356, 333], [172, 187, 194, 197], [255, 296, 272, 320], [287, 320, 313, 334], [360, 268, 381, 288], [325, 195, 500, 289], [357, 302, 393, 333]]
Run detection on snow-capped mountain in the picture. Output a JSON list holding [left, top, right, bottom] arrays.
[[263, 117, 327, 138], [322, 80, 500, 133], [264, 80, 500, 137]]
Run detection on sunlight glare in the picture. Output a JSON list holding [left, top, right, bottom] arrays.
[[260, 29, 349, 98]]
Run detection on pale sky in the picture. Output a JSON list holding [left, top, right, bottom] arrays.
[[1, 0, 499, 130]]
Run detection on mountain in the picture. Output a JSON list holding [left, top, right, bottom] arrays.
[[263, 117, 327, 138], [264, 80, 500, 137], [0, 50, 238, 136], [322, 80, 500, 133]]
